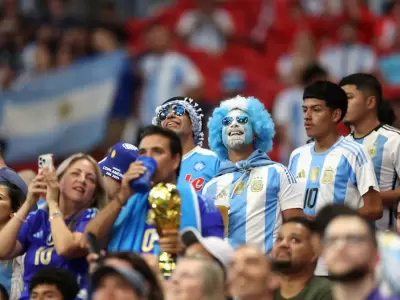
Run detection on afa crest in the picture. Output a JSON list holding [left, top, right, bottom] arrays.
[[368, 144, 376, 158], [321, 167, 335, 184], [250, 177, 264, 193]]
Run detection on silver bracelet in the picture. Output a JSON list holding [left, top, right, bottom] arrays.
[[49, 211, 64, 220]]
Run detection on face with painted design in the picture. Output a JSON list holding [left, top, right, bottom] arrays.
[[222, 109, 254, 151]]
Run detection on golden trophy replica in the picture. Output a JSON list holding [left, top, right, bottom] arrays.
[[148, 183, 181, 279]]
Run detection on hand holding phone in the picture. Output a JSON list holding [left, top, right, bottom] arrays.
[[38, 154, 54, 171]]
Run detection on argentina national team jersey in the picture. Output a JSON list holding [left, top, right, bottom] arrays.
[[346, 124, 400, 230], [179, 146, 220, 193], [202, 164, 303, 253], [289, 136, 379, 216]]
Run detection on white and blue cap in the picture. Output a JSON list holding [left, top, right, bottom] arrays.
[[98, 142, 139, 182], [180, 227, 234, 271], [152, 96, 204, 146]]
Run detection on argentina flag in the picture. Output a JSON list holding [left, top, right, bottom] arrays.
[[0, 50, 128, 163]]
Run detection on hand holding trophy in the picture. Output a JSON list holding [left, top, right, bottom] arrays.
[[148, 183, 181, 279]]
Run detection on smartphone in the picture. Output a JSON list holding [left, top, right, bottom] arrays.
[[38, 154, 54, 170], [86, 232, 101, 255]]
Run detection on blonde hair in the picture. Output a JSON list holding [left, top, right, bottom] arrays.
[[56, 152, 107, 210], [183, 256, 225, 300]]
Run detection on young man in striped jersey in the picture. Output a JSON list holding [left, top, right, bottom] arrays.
[[202, 95, 304, 253], [288, 81, 382, 222], [340, 73, 400, 230], [153, 96, 220, 193]]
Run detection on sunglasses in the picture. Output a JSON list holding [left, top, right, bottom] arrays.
[[159, 105, 186, 121], [221, 116, 249, 126]]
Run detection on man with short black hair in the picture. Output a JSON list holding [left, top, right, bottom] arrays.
[[29, 267, 79, 300], [341, 73, 400, 230], [272, 217, 333, 300], [86, 125, 223, 260], [273, 64, 328, 164], [289, 81, 382, 222]]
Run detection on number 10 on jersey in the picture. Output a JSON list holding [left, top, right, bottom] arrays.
[[304, 188, 319, 210]]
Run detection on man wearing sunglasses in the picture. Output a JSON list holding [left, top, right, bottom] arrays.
[[202, 95, 304, 252], [152, 96, 220, 194]]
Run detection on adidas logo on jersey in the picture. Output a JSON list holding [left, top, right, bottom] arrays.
[[33, 230, 43, 239], [297, 169, 306, 179]]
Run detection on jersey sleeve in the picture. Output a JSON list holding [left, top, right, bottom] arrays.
[[288, 151, 300, 174], [278, 166, 304, 211], [197, 194, 224, 238], [74, 208, 98, 233], [349, 146, 380, 196]]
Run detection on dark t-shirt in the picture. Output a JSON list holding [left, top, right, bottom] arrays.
[[274, 276, 333, 300]]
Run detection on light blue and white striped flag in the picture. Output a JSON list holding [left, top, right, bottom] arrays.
[[0, 50, 128, 163]]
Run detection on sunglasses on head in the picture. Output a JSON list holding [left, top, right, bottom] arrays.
[[221, 116, 249, 126], [158, 105, 186, 121]]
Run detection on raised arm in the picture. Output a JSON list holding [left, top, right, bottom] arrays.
[[84, 161, 146, 246], [0, 175, 45, 259]]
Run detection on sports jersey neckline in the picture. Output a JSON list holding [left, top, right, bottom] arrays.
[[311, 136, 343, 156], [351, 123, 383, 140]]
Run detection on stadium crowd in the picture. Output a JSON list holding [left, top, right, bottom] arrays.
[[0, 0, 400, 300]]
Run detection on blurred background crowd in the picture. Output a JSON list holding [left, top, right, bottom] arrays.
[[0, 1, 399, 300], [0, 0, 399, 169]]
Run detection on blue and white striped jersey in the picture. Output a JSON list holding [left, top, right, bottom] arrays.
[[202, 164, 303, 253], [289, 136, 379, 216], [346, 124, 400, 230]]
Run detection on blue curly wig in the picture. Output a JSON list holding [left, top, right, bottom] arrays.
[[208, 95, 275, 160]]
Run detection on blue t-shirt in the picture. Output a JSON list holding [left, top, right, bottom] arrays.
[[17, 208, 97, 300], [179, 147, 220, 193], [140, 192, 224, 254]]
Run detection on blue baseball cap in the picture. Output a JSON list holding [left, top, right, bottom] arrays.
[[98, 142, 139, 182]]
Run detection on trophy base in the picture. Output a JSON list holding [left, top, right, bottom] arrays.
[[159, 252, 177, 279]]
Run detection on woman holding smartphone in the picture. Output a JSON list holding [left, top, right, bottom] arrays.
[[0, 153, 107, 300]]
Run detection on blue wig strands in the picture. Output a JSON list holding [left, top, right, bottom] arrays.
[[208, 96, 275, 160]]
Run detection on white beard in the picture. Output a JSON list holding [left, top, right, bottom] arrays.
[[226, 135, 246, 150]]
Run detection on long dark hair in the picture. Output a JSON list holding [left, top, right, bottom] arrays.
[[0, 181, 25, 267], [0, 181, 25, 213]]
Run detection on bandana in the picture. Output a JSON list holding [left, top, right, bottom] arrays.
[[152, 97, 204, 146]]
